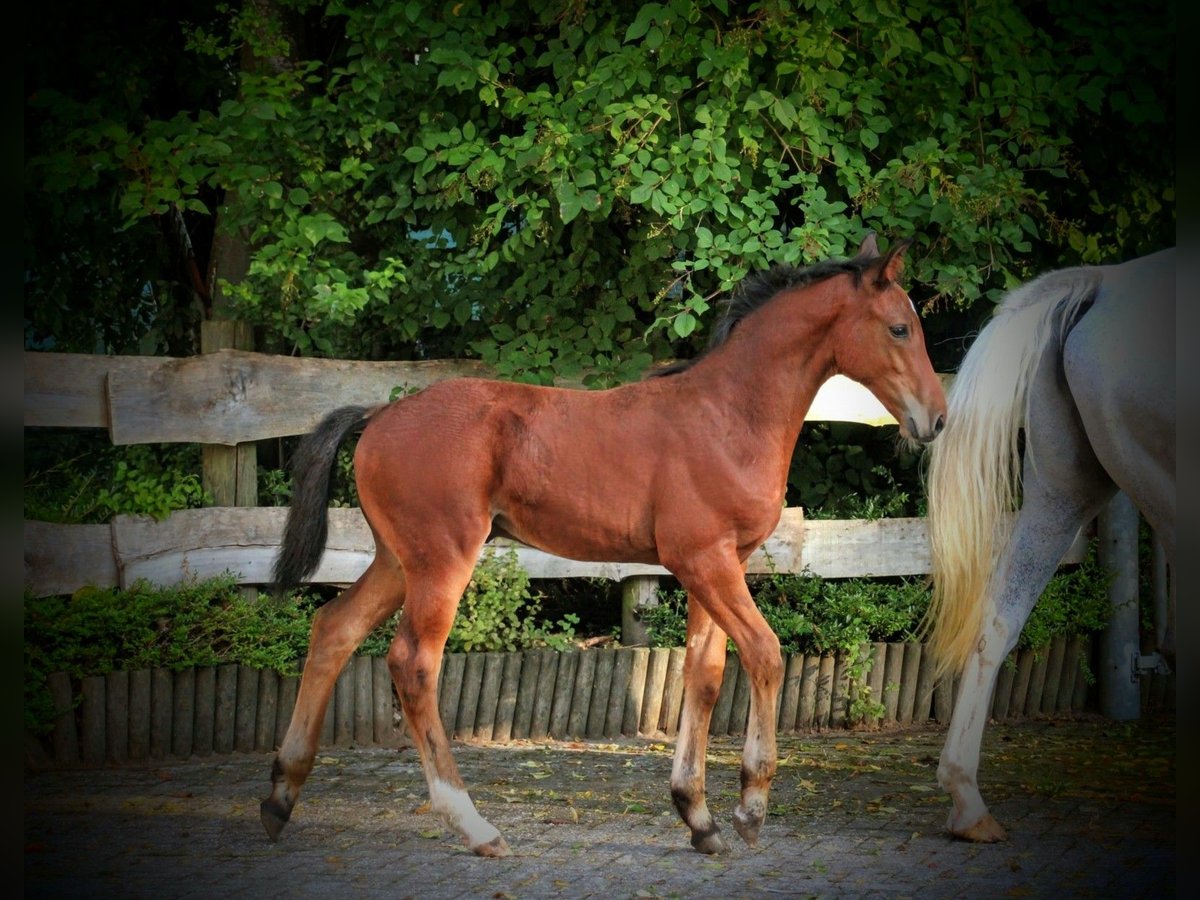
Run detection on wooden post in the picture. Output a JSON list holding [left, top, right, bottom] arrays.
[[567, 650, 597, 738], [711, 654, 739, 735], [639, 648, 669, 736], [778, 654, 804, 732], [623, 647, 650, 736], [151, 667, 174, 758], [1099, 492, 1141, 720], [620, 575, 660, 647], [199, 320, 258, 599], [530, 649, 559, 739], [438, 653, 466, 735], [48, 672, 80, 765], [604, 648, 634, 738], [532, 652, 559, 744], [586, 649, 616, 738], [171, 668, 195, 758]]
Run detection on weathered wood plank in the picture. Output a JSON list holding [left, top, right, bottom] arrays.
[[509, 649, 539, 740], [372, 657, 395, 745], [26, 349, 925, 442], [106, 351, 499, 445], [914, 644, 937, 724], [24, 521, 118, 597], [25, 506, 1090, 597], [882, 643, 905, 724], [623, 647, 650, 737], [24, 352, 158, 430]]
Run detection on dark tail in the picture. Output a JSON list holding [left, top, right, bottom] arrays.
[[273, 405, 373, 595]]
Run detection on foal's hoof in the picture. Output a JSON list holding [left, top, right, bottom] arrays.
[[260, 798, 292, 843], [690, 827, 729, 855], [471, 835, 512, 858], [732, 807, 763, 848], [951, 812, 1008, 843]]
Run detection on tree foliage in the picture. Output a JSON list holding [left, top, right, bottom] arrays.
[[26, 0, 1175, 383]]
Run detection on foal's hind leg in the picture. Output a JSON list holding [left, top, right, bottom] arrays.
[[262, 560, 406, 841], [388, 557, 510, 857], [670, 600, 730, 854]]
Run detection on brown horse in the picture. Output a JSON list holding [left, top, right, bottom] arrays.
[[262, 233, 946, 857]]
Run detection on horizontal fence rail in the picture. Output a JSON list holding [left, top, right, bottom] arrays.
[[23, 349, 925, 445], [23, 506, 1090, 598], [40, 634, 1173, 769]]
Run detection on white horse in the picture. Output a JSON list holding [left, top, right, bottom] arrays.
[[922, 247, 1175, 841]]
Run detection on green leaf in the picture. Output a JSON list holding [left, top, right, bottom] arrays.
[[673, 311, 697, 338]]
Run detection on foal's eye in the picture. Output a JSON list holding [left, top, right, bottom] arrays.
[[889, 324, 909, 339]]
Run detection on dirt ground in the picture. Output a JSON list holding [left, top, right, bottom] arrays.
[[25, 713, 1175, 898]]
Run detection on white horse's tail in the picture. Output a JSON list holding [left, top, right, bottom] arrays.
[[921, 267, 1102, 678]]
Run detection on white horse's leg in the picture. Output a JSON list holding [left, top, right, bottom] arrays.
[[938, 486, 1104, 840], [940, 342, 1116, 841]]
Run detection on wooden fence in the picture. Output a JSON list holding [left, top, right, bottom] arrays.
[[27, 348, 1148, 768], [45, 633, 1178, 768], [23, 349, 1080, 595]]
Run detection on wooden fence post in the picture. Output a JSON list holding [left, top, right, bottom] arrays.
[[200, 320, 257, 598], [620, 575, 659, 647]]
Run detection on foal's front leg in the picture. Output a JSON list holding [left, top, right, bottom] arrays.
[[671, 600, 730, 854], [672, 551, 784, 850]]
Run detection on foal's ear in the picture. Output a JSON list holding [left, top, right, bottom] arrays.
[[871, 238, 911, 288], [854, 232, 880, 260]]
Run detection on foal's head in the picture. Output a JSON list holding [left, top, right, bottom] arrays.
[[832, 234, 946, 443]]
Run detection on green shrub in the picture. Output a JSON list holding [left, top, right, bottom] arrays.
[[23, 574, 316, 734], [641, 540, 1112, 659], [23, 549, 579, 735], [24, 438, 208, 523], [444, 548, 579, 653]]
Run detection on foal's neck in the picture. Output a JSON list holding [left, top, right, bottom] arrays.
[[687, 279, 844, 442]]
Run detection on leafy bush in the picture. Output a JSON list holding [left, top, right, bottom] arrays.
[[24, 549, 579, 735], [24, 437, 208, 523], [642, 541, 1112, 658], [23, 574, 317, 734], [445, 548, 579, 653]]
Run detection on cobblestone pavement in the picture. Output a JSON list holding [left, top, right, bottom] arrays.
[[26, 715, 1174, 899]]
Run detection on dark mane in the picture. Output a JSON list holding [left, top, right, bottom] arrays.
[[648, 255, 872, 378]]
